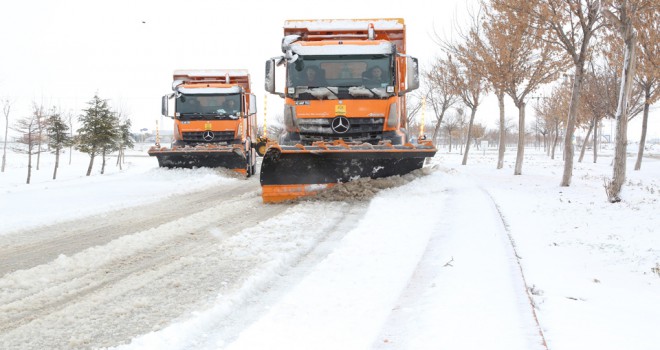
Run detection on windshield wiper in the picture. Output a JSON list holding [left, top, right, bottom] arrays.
[[324, 87, 339, 99], [363, 87, 380, 98]]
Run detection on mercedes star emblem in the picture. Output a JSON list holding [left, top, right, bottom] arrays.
[[331, 116, 350, 134], [202, 131, 214, 141]]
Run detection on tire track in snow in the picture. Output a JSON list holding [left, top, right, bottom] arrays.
[[120, 202, 369, 350], [0, 179, 255, 276], [481, 188, 550, 350], [0, 197, 361, 349], [0, 190, 268, 324], [0, 184, 293, 349], [372, 176, 548, 350]]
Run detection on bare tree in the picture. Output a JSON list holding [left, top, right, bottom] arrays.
[[535, 83, 571, 159], [423, 57, 460, 144], [2, 98, 12, 172], [459, 4, 510, 169], [405, 93, 423, 137], [577, 72, 598, 163], [603, 0, 655, 202], [443, 113, 461, 152], [32, 103, 47, 171], [530, 0, 604, 185], [11, 114, 40, 184], [486, 0, 569, 175], [631, 4, 659, 170], [533, 111, 550, 152], [578, 66, 613, 163], [471, 123, 486, 149], [446, 55, 487, 165]]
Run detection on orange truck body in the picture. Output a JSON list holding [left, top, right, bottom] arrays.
[[149, 69, 258, 174], [261, 19, 436, 202]]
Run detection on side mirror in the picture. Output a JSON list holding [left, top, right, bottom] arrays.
[[249, 93, 257, 116], [265, 58, 286, 98], [406, 56, 419, 92], [161, 95, 169, 117], [265, 59, 276, 93]]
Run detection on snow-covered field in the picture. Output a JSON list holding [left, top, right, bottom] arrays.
[[0, 143, 659, 349]]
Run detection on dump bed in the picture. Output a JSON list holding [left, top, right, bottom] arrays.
[[283, 18, 406, 53], [173, 69, 251, 92]]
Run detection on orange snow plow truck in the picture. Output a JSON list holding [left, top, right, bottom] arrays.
[[261, 18, 436, 202], [148, 70, 258, 175]]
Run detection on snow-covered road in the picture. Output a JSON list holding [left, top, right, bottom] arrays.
[[0, 163, 545, 350], [3, 147, 659, 349]]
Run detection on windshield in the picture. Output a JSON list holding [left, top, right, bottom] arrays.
[[175, 94, 241, 120], [286, 55, 394, 100]]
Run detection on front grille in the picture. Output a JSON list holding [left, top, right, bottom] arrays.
[[182, 131, 235, 143], [298, 117, 384, 142]]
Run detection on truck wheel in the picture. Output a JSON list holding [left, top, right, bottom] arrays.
[[246, 148, 257, 177], [255, 141, 267, 156]]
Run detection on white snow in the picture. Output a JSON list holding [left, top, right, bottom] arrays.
[[349, 86, 390, 98], [0, 145, 239, 234], [176, 87, 242, 94], [1, 143, 659, 350], [298, 87, 339, 100], [291, 42, 394, 56], [284, 19, 405, 31], [173, 70, 249, 78]]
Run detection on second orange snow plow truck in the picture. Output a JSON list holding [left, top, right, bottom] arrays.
[[149, 70, 258, 175], [261, 18, 436, 202]]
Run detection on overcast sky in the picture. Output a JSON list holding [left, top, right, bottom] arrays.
[[1, 0, 657, 140], [0, 1, 464, 128]]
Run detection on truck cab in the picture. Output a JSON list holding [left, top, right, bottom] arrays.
[[265, 19, 419, 146]]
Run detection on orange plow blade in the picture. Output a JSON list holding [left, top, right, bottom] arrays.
[[148, 144, 247, 171], [259, 140, 436, 203]]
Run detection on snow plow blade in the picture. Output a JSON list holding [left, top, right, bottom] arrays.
[[260, 141, 436, 203], [148, 145, 247, 172]]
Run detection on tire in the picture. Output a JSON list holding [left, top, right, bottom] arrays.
[[255, 141, 267, 157]]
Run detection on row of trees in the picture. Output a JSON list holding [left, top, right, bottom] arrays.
[[2, 94, 133, 184], [411, 0, 657, 203]]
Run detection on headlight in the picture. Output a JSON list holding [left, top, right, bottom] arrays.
[[387, 102, 398, 128]]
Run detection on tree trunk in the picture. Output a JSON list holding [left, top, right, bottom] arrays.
[[578, 122, 594, 163], [461, 108, 477, 165], [514, 102, 526, 175], [68, 127, 73, 166], [593, 117, 599, 163], [86, 154, 95, 176], [560, 66, 586, 186], [634, 88, 651, 171], [448, 135, 452, 152], [27, 151, 32, 184], [607, 30, 636, 202], [117, 148, 123, 170], [53, 148, 60, 180], [551, 126, 559, 160], [101, 149, 107, 175], [36, 113, 43, 171], [36, 141, 41, 171], [432, 123, 441, 145], [497, 91, 505, 169], [2, 107, 8, 173]]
